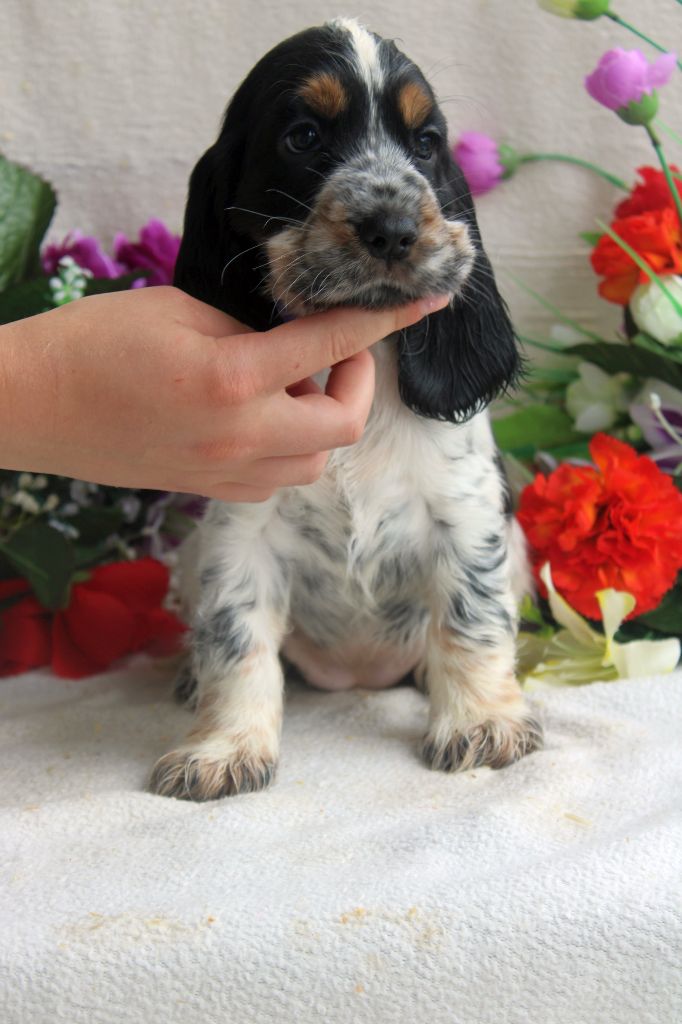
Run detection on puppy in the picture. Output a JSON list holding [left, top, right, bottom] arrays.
[[150, 18, 542, 801]]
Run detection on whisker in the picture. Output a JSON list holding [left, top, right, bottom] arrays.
[[220, 242, 263, 285], [225, 205, 304, 228], [265, 189, 315, 215]]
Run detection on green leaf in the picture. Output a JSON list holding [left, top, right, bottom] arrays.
[[84, 272, 149, 296], [631, 332, 682, 365], [527, 365, 579, 384], [0, 277, 52, 324], [0, 272, 148, 325], [493, 405, 583, 456], [0, 520, 75, 610], [0, 154, 56, 290], [579, 231, 603, 246], [635, 582, 682, 637], [568, 340, 682, 390], [70, 505, 124, 545]]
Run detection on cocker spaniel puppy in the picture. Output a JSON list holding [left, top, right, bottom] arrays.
[[150, 18, 542, 801]]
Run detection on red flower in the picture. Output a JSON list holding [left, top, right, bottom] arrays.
[[615, 165, 682, 218], [591, 207, 682, 305], [0, 558, 185, 679], [52, 558, 185, 678], [591, 166, 682, 305], [0, 579, 52, 676], [518, 434, 682, 620]]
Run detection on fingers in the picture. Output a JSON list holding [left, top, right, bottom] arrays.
[[238, 294, 451, 392], [199, 452, 330, 502], [239, 350, 375, 457]]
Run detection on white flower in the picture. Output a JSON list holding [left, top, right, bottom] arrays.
[[565, 361, 630, 432], [10, 490, 40, 515], [549, 323, 585, 345], [521, 564, 680, 687], [48, 257, 93, 307], [48, 518, 80, 540], [630, 277, 682, 347]]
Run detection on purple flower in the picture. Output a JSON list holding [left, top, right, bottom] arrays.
[[452, 132, 504, 196], [42, 230, 124, 278], [630, 382, 682, 474], [585, 49, 677, 112], [114, 219, 181, 287]]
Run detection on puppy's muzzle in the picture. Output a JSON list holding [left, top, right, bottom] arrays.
[[356, 212, 418, 263]]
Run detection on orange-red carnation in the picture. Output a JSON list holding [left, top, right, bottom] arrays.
[[591, 166, 682, 305], [615, 165, 682, 218], [517, 434, 682, 621], [591, 207, 682, 305]]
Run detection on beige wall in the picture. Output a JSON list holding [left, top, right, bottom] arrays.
[[3, 0, 680, 338]]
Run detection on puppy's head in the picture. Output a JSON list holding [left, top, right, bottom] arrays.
[[175, 19, 519, 421]]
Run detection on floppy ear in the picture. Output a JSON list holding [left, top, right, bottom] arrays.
[[396, 156, 520, 422], [174, 120, 274, 329], [173, 143, 226, 307]]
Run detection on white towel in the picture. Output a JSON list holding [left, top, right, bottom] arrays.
[[1, 662, 681, 1024]]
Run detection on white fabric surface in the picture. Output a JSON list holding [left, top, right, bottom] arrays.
[[1, 662, 681, 1023], [4, 0, 682, 340]]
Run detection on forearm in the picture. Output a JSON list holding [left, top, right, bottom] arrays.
[[0, 313, 61, 475]]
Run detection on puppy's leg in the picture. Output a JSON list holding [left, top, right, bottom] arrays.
[[420, 499, 542, 773], [150, 504, 289, 801]]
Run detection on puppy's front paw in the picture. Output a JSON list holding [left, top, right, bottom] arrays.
[[422, 713, 542, 773], [149, 748, 277, 801]]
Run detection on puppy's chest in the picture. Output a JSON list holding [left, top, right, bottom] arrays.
[[275, 366, 478, 626]]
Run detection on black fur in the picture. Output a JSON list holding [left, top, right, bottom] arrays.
[[174, 23, 519, 419]]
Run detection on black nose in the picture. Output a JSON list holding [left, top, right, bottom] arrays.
[[357, 213, 418, 262]]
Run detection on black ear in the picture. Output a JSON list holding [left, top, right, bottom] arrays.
[[173, 117, 275, 329], [397, 157, 520, 422], [173, 143, 225, 307]]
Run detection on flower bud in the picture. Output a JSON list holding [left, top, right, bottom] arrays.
[[630, 277, 682, 347], [538, 0, 610, 18], [617, 91, 659, 126]]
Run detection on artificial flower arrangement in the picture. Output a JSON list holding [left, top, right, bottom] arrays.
[[1, 1, 682, 685], [454, 1, 682, 685], [0, 151, 192, 677]]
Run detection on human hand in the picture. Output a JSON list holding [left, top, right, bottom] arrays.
[[0, 285, 448, 501]]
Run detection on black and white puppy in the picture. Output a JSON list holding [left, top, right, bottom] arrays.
[[150, 18, 542, 801]]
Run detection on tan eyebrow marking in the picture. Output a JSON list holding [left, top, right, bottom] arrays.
[[298, 73, 349, 119], [398, 81, 433, 129]]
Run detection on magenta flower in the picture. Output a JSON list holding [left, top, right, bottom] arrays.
[[585, 48, 677, 112], [114, 219, 181, 287], [453, 132, 504, 196], [42, 230, 124, 278]]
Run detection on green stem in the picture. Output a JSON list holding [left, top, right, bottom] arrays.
[[645, 124, 682, 228], [606, 12, 682, 72], [517, 153, 628, 190]]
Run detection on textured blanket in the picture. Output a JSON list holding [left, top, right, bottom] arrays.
[[1, 663, 681, 1023]]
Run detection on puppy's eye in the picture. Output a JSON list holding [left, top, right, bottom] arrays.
[[285, 123, 321, 154], [413, 131, 438, 160]]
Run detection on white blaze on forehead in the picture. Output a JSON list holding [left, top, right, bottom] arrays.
[[330, 17, 383, 93]]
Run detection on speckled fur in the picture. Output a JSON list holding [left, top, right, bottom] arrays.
[[151, 19, 541, 801]]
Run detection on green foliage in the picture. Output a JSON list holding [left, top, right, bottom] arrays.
[[0, 154, 56, 291], [636, 582, 682, 636], [569, 340, 682, 390], [0, 520, 75, 611], [493, 404, 584, 458]]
